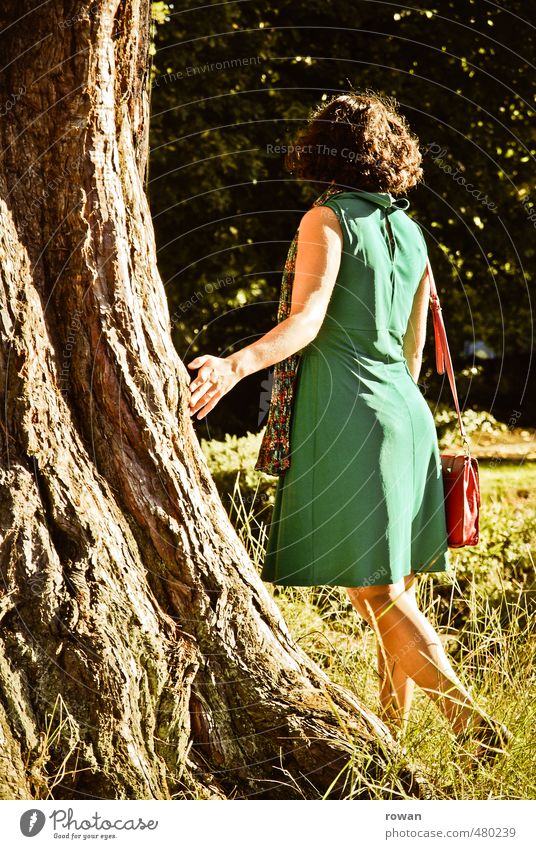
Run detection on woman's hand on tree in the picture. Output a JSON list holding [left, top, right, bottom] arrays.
[[187, 354, 240, 420]]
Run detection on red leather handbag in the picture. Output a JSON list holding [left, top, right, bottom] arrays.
[[427, 258, 480, 548]]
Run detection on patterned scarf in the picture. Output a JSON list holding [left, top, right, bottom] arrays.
[[254, 183, 347, 476]]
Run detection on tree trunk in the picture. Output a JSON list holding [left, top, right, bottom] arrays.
[[0, 0, 431, 800]]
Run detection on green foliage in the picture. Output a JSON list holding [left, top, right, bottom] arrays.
[[449, 463, 536, 605], [272, 573, 536, 799], [150, 2, 171, 26], [200, 429, 275, 506], [434, 403, 508, 448]]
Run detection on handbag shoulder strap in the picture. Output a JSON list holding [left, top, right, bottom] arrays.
[[426, 258, 470, 455]]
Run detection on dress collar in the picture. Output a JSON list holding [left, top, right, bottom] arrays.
[[332, 188, 410, 210]]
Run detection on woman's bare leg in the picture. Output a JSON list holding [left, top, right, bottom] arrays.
[[346, 574, 476, 734], [376, 573, 416, 732]]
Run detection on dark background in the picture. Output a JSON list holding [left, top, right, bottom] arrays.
[[147, 0, 535, 441]]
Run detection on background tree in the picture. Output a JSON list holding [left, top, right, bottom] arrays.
[[0, 0, 430, 800], [149, 0, 535, 440]]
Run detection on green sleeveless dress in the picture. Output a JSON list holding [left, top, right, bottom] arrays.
[[260, 190, 451, 587]]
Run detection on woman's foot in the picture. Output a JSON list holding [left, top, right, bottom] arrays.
[[454, 711, 513, 767]]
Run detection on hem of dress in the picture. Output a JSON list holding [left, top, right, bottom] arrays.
[[261, 550, 452, 588]]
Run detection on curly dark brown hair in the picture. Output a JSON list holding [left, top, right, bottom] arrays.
[[284, 90, 423, 195]]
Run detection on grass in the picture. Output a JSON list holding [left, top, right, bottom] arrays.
[[226, 457, 536, 799], [479, 459, 536, 502], [28, 693, 90, 799], [268, 580, 536, 799]]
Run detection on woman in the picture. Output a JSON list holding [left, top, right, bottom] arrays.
[[187, 91, 511, 762]]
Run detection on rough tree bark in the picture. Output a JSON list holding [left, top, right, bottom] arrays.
[[0, 0, 431, 800]]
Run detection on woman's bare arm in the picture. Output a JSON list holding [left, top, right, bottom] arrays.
[[227, 205, 342, 379], [403, 262, 431, 382], [187, 206, 342, 418]]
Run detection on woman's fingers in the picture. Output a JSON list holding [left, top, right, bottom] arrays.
[[190, 385, 221, 418], [187, 356, 212, 390], [190, 375, 214, 408], [194, 393, 220, 419], [187, 354, 210, 370], [189, 359, 216, 396], [187, 354, 237, 419]]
